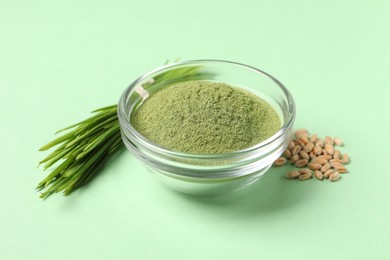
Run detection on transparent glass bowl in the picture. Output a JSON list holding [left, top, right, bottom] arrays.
[[118, 60, 295, 195]]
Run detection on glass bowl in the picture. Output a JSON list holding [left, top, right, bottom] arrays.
[[118, 60, 295, 195]]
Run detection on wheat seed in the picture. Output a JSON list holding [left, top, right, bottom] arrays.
[[274, 157, 287, 166], [315, 139, 325, 148], [299, 168, 312, 174], [296, 139, 306, 147], [321, 162, 330, 173], [283, 149, 292, 159], [333, 149, 341, 160], [312, 157, 328, 165], [334, 137, 343, 146], [290, 154, 300, 164], [313, 145, 322, 155], [288, 141, 295, 150], [343, 153, 350, 164], [325, 136, 333, 145], [308, 162, 322, 170], [299, 136, 310, 145], [298, 171, 313, 181], [295, 129, 308, 137], [324, 144, 334, 155], [329, 159, 344, 164], [287, 170, 300, 179], [314, 170, 324, 180], [330, 162, 344, 168], [334, 166, 348, 173], [324, 169, 334, 179], [304, 142, 314, 153], [329, 171, 340, 182], [292, 145, 302, 155], [299, 151, 310, 160], [295, 159, 309, 168], [310, 134, 318, 143]]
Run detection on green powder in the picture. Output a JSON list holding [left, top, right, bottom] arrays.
[[131, 81, 281, 154]]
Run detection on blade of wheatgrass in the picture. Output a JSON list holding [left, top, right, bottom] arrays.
[[41, 147, 74, 170], [71, 112, 116, 136], [66, 139, 92, 158], [54, 168, 85, 194], [86, 113, 117, 131], [39, 138, 82, 167], [54, 121, 85, 135], [83, 123, 119, 150], [61, 161, 84, 178], [36, 155, 76, 190], [53, 107, 115, 134], [66, 116, 118, 148], [77, 125, 120, 159], [108, 136, 124, 153], [39, 142, 69, 165], [39, 131, 75, 151], [102, 120, 117, 129], [64, 126, 104, 149], [92, 104, 117, 113], [56, 108, 114, 135], [39, 177, 69, 199]]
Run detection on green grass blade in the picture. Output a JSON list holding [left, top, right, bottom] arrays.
[[39, 131, 75, 151]]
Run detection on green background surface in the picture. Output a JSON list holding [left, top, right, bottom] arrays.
[[1, 1, 389, 259]]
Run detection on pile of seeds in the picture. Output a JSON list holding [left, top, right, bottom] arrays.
[[273, 129, 350, 182]]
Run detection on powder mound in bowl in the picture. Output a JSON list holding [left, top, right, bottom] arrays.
[[131, 80, 281, 154]]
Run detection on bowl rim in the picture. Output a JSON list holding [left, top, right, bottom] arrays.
[[118, 59, 296, 159]]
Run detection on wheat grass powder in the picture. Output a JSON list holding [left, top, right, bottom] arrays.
[[131, 81, 281, 154]]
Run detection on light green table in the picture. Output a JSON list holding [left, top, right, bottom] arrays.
[[1, 1, 389, 259]]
